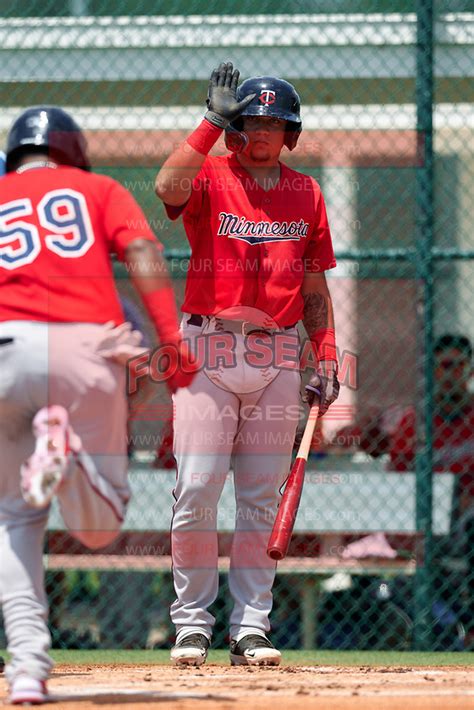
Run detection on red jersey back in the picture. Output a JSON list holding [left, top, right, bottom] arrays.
[[0, 166, 159, 323]]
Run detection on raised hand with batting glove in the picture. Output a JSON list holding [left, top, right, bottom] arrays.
[[205, 61, 256, 128], [155, 61, 254, 208]]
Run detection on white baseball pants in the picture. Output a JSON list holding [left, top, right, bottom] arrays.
[[171, 318, 301, 641], [0, 321, 130, 683]]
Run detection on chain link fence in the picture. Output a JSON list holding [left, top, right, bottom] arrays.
[[0, 1, 472, 653]]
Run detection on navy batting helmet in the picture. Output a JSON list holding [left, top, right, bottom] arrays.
[[225, 76, 302, 153], [5, 106, 90, 172]]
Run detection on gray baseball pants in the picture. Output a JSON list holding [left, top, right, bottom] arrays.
[[0, 321, 130, 683], [171, 317, 301, 641]]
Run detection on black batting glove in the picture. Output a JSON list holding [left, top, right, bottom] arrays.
[[304, 360, 340, 416], [205, 61, 256, 129]]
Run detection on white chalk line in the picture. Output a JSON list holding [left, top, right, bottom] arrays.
[[50, 686, 234, 701], [49, 685, 474, 700]]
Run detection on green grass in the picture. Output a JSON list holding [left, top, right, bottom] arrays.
[[1, 649, 472, 667]]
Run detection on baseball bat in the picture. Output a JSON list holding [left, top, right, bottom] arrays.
[[267, 403, 320, 560]]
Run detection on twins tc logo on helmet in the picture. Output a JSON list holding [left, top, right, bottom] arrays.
[[26, 112, 48, 132], [258, 90, 276, 106]]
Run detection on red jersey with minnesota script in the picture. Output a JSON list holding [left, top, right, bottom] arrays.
[[165, 154, 336, 326], [0, 166, 159, 323]]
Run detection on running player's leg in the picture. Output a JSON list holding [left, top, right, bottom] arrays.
[[0, 321, 129, 692], [46, 323, 130, 549], [5, 321, 130, 549], [0, 396, 53, 690]]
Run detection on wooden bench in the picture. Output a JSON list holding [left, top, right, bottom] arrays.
[[45, 455, 456, 649], [47, 453, 456, 540]]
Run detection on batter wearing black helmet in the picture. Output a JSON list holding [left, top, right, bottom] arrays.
[[5, 105, 91, 173], [156, 62, 340, 667], [223, 76, 302, 152]]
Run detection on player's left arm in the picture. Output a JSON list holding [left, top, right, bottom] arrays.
[[104, 179, 199, 392], [124, 239, 199, 393], [301, 271, 340, 415], [104, 179, 182, 348]]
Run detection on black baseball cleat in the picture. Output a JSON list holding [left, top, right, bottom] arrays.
[[170, 632, 210, 666], [230, 634, 281, 666]]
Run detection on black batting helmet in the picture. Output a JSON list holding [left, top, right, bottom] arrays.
[[5, 106, 90, 172], [225, 76, 302, 153]]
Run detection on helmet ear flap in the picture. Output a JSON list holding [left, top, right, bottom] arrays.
[[284, 124, 302, 151], [224, 125, 249, 154]]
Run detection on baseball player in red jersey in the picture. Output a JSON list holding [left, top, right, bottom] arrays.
[[0, 106, 197, 704], [155, 63, 340, 666]]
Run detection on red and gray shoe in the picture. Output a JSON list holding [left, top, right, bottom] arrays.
[[170, 632, 210, 666], [9, 676, 48, 705], [21, 405, 81, 509], [230, 634, 281, 666]]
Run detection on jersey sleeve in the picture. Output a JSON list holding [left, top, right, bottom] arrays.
[[163, 158, 211, 221], [303, 182, 337, 273], [103, 179, 162, 260]]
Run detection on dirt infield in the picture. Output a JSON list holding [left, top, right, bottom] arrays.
[[1, 664, 472, 709]]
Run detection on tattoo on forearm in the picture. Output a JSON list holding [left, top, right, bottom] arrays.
[[303, 293, 328, 337]]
